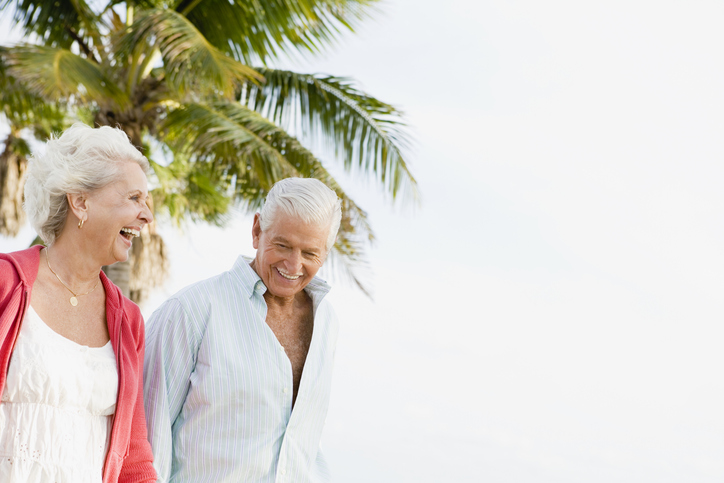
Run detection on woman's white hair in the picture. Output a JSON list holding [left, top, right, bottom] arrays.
[[259, 177, 342, 251], [24, 123, 150, 246]]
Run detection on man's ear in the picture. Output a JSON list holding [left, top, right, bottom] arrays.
[[251, 213, 262, 249], [67, 192, 88, 223]]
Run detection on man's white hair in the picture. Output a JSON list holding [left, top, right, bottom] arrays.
[[24, 122, 149, 246], [259, 177, 342, 251]]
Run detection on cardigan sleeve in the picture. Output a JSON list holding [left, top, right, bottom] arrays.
[[0, 258, 22, 313], [117, 308, 157, 483], [0, 258, 27, 395]]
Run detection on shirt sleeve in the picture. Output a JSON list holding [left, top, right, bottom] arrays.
[[143, 297, 204, 482]]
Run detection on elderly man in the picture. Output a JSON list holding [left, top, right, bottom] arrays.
[[143, 177, 341, 482]]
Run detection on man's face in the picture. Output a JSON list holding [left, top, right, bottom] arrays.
[[251, 212, 330, 300]]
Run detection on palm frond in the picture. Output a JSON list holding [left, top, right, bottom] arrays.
[[242, 68, 417, 202], [149, 156, 232, 226], [115, 9, 262, 98], [173, 0, 376, 64], [2, 44, 128, 105], [0, 57, 68, 134], [1, 0, 106, 59], [162, 101, 296, 190], [323, 234, 373, 297]]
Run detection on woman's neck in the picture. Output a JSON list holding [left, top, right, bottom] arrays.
[[45, 237, 102, 292]]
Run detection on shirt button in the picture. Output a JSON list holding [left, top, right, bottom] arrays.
[[283, 387, 289, 394], [279, 346, 285, 352], [280, 469, 287, 476]]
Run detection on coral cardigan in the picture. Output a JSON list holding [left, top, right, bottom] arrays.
[[0, 246, 157, 483]]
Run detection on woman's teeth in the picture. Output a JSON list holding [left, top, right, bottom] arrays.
[[120, 227, 140, 237]]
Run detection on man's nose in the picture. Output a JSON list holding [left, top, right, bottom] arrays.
[[286, 251, 302, 273]]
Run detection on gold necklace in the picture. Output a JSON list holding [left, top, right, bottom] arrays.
[[45, 248, 100, 306]]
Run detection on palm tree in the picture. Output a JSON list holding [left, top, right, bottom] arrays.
[[0, 60, 67, 237], [0, 0, 417, 301]]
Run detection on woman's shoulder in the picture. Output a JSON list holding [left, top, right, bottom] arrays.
[[0, 246, 43, 288]]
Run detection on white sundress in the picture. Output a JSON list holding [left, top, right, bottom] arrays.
[[0, 305, 119, 482]]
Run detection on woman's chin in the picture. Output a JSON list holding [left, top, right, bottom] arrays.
[[115, 250, 131, 264], [106, 244, 132, 266]]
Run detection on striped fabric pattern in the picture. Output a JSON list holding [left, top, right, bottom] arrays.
[[143, 256, 338, 483]]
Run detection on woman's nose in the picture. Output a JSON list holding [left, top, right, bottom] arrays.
[[141, 201, 154, 224]]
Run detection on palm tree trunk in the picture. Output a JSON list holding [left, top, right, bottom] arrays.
[[102, 261, 132, 298], [128, 226, 168, 304], [0, 132, 29, 237]]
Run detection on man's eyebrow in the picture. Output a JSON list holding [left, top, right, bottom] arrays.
[[271, 236, 321, 252]]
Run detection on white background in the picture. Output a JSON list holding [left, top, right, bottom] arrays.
[[2, 1, 723, 481]]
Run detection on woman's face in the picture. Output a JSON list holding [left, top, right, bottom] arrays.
[[83, 161, 153, 266]]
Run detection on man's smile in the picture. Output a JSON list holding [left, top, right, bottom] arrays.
[[276, 267, 302, 280]]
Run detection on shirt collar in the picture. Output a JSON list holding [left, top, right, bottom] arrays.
[[230, 255, 332, 304]]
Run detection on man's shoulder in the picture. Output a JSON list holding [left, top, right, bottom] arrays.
[[146, 269, 238, 342], [154, 262, 253, 318], [175, 256, 257, 300], [175, 270, 235, 301]]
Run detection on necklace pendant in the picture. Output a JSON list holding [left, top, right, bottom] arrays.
[[70, 296, 78, 306]]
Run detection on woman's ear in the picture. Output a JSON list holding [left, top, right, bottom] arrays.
[[67, 193, 88, 223]]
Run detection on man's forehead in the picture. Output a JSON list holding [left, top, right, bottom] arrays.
[[265, 219, 328, 247]]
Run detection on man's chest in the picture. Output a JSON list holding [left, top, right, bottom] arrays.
[[265, 312, 314, 391]]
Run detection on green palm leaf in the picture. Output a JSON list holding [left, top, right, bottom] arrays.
[[2, 45, 127, 105], [150, 155, 232, 226], [173, 0, 375, 63], [116, 9, 262, 98], [242, 68, 417, 201], [1, 0, 104, 59], [162, 101, 296, 189], [0, 58, 67, 134]]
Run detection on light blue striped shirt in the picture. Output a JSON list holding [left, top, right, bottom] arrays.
[[143, 256, 338, 483]]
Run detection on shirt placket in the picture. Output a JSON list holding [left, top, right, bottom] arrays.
[[276, 338, 295, 481]]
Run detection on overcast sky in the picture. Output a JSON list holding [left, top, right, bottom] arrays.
[[2, 1, 723, 481]]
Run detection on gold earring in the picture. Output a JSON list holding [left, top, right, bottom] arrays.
[[78, 218, 85, 229]]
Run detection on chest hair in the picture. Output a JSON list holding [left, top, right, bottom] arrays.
[[264, 296, 314, 405]]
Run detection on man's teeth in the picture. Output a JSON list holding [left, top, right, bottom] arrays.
[[121, 227, 140, 237], [277, 268, 301, 280]]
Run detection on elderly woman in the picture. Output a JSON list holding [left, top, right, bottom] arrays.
[[0, 123, 157, 482]]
